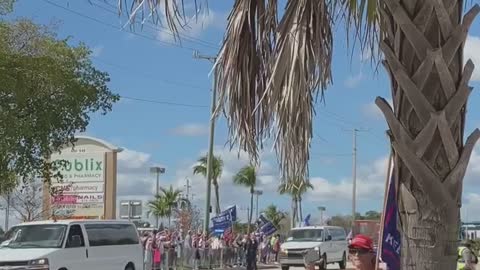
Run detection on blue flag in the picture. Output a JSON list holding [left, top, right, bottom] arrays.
[[211, 205, 237, 232], [304, 214, 311, 226], [381, 170, 401, 270], [256, 214, 277, 236]]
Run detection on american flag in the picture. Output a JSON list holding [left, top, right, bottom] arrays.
[[223, 226, 234, 244]]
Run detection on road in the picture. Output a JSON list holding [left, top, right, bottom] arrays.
[[285, 262, 480, 269], [287, 263, 352, 269]]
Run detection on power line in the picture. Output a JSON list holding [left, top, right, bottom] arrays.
[[119, 95, 208, 108], [42, 0, 200, 52], [89, 0, 221, 50], [92, 56, 205, 90]]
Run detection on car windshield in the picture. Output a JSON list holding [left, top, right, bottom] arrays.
[[286, 229, 323, 242], [0, 224, 67, 249]]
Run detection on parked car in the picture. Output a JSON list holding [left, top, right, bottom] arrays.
[[279, 226, 348, 270], [0, 219, 143, 270]]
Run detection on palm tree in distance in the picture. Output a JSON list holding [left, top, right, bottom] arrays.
[[277, 181, 297, 228], [147, 195, 169, 227], [147, 185, 183, 227], [193, 155, 224, 215], [293, 178, 314, 222], [264, 204, 286, 230], [233, 165, 257, 233], [278, 177, 313, 227], [117, 1, 479, 268]]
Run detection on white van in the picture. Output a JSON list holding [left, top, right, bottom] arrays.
[[0, 220, 143, 270], [279, 226, 348, 270]]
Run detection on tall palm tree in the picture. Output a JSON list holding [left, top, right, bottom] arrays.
[[277, 181, 298, 228], [278, 177, 313, 226], [233, 165, 257, 233], [117, 1, 479, 268], [193, 155, 224, 215], [293, 178, 314, 222], [264, 204, 286, 230]]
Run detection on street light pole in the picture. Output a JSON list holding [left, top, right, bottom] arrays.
[[318, 206, 326, 225], [150, 166, 165, 229], [253, 190, 263, 220], [193, 51, 218, 233]]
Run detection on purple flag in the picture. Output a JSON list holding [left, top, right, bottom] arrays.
[[381, 170, 401, 270]]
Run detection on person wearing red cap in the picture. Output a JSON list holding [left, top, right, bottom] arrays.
[[348, 234, 376, 270]]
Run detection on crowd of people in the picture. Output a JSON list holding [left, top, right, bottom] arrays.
[[139, 228, 282, 270], [139, 229, 478, 270]]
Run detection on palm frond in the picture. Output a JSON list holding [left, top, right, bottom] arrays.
[[334, 0, 380, 60], [117, 0, 205, 41], [267, 0, 333, 179], [215, 0, 278, 165]]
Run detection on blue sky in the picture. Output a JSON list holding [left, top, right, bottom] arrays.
[[3, 0, 480, 225]]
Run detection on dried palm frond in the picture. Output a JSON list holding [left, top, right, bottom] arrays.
[[215, 0, 278, 163], [267, 0, 333, 178], [117, 0, 203, 41]]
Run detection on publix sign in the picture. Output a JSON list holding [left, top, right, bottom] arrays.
[[52, 153, 105, 183]]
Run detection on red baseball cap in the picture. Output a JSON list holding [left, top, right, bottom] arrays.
[[348, 234, 374, 251]]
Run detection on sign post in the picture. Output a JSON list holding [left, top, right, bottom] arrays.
[[44, 136, 122, 220]]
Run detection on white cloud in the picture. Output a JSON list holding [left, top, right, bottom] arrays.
[[117, 148, 151, 172], [463, 193, 480, 221], [170, 123, 209, 137], [464, 144, 480, 184], [344, 72, 364, 88], [464, 35, 480, 82], [362, 98, 393, 120], [157, 10, 217, 42], [306, 156, 388, 203], [91, 45, 104, 57]]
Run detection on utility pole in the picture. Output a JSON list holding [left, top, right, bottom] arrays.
[[352, 128, 357, 230], [348, 128, 368, 233], [193, 51, 218, 233]]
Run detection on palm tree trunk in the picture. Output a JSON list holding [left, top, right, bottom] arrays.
[[248, 191, 254, 234], [214, 182, 221, 215], [169, 206, 172, 228], [377, 1, 480, 269]]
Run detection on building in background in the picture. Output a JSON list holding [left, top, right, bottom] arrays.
[[43, 136, 122, 220], [461, 222, 480, 240]]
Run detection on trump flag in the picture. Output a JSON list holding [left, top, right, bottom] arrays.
[[381, 170, 401, 270]]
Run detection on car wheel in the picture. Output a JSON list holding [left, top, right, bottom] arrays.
[[318, 254, 327, 270], [125, 263, 134, 270], [339, 252, 347, 269]]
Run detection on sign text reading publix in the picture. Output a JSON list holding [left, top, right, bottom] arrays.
[[61, 158, 103, 172]]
